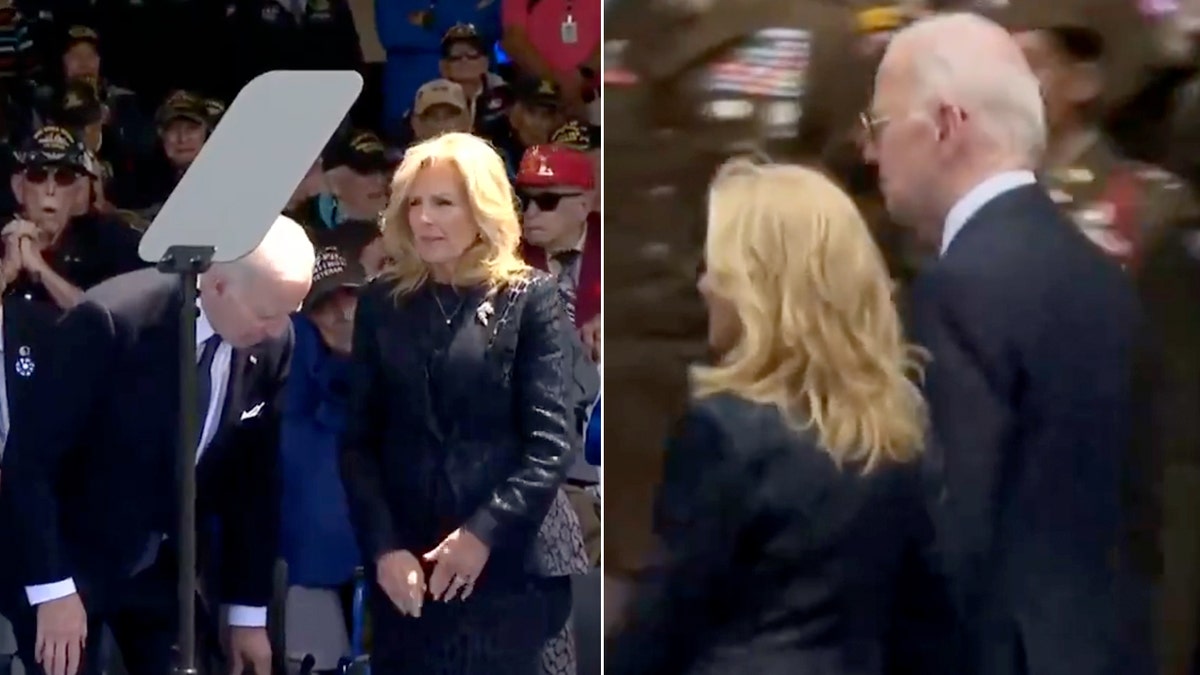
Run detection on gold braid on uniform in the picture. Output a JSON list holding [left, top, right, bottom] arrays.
[[115, 208, 150, 232]]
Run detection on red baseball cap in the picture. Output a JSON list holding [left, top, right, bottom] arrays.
[[516, 144, 594, 190]]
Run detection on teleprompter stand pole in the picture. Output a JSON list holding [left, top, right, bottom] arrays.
[[158, 244, 217, 675]]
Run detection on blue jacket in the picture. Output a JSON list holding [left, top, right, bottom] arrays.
[[279, 316, 362, 587]]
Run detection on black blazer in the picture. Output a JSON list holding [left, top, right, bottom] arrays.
[[0, 296, 58, 610], [606, 394, 957, 675], [1, 268, 292, 611], [340, 272, 573, 589], [909, 184, 1147, 675]]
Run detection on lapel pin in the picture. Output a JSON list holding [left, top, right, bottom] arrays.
[[15, 346, 34, 377], [249, 354, 258, 365]]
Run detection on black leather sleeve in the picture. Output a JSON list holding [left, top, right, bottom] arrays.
[[464, 277, 573, 549], [339, 287, 404, 561], [606, 400, 750, 675], [5, 300, 118, 586], [215, 327, 291, 607]]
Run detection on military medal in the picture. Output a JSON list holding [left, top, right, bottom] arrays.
[[15, 345, 34, 378]]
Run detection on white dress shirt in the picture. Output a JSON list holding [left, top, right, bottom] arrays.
[[941, 170, 1039, 256], [25, 309, 267, 627]]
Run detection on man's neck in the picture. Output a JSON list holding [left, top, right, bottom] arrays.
[[1044, 126, 1099, 171], [457, 77, 483, 99], [545, 222, 587, 255]]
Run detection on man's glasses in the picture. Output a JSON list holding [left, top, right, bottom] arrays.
[[444, 52, 484, 62], [859, 111, 891, 143], [24, 166, 82, 187], [521, 192, 582, 212]]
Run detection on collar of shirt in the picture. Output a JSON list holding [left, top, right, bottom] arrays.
[[941, 170, 1037, 256], [197, 306, 216, 349]]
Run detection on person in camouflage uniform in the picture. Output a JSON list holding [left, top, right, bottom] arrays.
[[602, 0, 928, 627], [986, 2, 1200, 672]]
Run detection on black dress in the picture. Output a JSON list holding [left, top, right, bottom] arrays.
[[340, 273, 574, 675]]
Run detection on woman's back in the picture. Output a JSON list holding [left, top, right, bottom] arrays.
[[609, 393, 955, 675]]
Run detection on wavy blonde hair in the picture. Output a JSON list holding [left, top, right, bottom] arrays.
[[693, 159, 928, 471], [379, 132, 529, 296]]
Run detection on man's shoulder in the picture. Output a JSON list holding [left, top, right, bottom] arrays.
[[83, 267, 179, 326]]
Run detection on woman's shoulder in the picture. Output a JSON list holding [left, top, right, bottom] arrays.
[[685, 393, 791, 441]]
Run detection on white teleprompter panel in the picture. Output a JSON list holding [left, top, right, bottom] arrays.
[[139, 70, 363, 263]]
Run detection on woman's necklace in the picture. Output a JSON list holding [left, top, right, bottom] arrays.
[[432, 286, 465, 326]]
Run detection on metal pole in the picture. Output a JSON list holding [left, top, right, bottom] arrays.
[[159, 245, 215, 675], [176, 269, 199, 675]]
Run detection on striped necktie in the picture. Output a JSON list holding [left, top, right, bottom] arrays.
[[552, 250, 581, 324]]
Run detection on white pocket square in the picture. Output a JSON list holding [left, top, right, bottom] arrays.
[[240, 402, 265, 421]]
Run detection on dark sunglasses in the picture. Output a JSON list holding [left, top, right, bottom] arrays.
[[520, 192, 582, 212], [24, 165, 83, 186]]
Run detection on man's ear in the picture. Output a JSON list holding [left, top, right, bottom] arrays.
[[10, 174, 23, 206], [1066, 61, 1103, 106]]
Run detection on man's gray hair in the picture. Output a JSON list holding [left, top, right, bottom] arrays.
[[231, 214, 316, 285], [896, 12, 1047, 165]]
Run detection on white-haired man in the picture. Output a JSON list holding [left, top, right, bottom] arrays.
[[866, 13, 1151, 675], [0, 216, 314, 675]]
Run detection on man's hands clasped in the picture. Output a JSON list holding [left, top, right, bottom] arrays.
[[2, 218, 49, 286], [376, 528, 492, 615]]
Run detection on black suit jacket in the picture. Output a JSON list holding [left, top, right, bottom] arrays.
[[606, 394, 957, 675], [1, 268, 292, 612], [909, 184, 1147, 675], [0, 297, 59, 611], [340, 273, 574, 588]]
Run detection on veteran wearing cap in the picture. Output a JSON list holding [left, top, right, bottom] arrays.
[[279, 247, 366, 650], [132, 90, 220, 212], [408, 79, 473, 144], [1, 126, 145, 313], [483, 76, 568, 177], [289, 131, 393, 243], [49, 77, 141, 212], [439, 24, 512, 131], [48, 25, 154, 160], [516, 144, 600, 342]]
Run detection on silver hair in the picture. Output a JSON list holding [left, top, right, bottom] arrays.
[[898, 13, 1047, 166]]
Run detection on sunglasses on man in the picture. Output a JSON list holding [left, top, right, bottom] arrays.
[[23, 165, 84, 187], [520, 191, 582, 212]]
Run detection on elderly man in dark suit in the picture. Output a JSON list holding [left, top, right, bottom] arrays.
[[0, 215, 315, 675], [865, 12, 1150, 675]]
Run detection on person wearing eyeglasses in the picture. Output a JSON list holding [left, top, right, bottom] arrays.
[[516, 144, 599, 359], [0, 126, 145, 313], [440, 24, 512, 131]]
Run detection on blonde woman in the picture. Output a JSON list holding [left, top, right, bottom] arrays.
[[606, 160, 956, 675], [339, 133, 584, 674]]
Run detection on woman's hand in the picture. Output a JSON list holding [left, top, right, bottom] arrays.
[[424, 528, 490, 602], [375, 550, 426, 617]]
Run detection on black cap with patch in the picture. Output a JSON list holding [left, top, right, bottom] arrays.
[[155, 90, 210, 129], [56, 77, 105, 129], [550, 120, 600, 151], [324, 130, 392, 174], [203, 98, 227, 126], [14, 126, 98, 176], [62, 24, 100, 53], [441, 23, 486, 57], [304, 246, 367, 311], [512, 76, 561, 110]]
